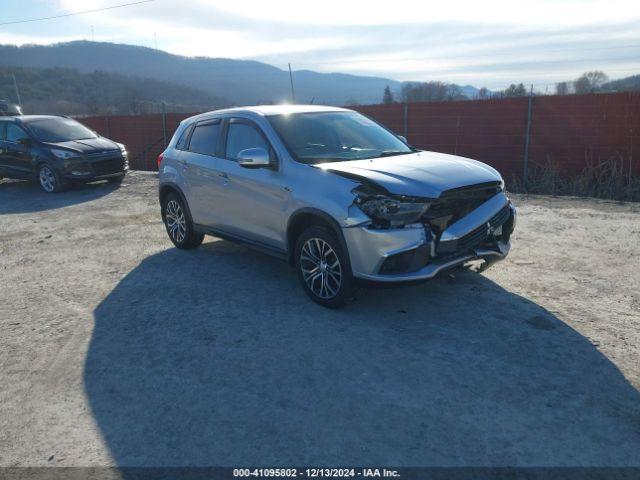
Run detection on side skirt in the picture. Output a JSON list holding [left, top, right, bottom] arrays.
[[193, 223, 288, 262]]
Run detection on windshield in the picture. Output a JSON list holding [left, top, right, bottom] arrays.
[[26, 118, 97, 143], [268, 111, 413, 164]]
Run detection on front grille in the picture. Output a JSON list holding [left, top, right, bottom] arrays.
[[437, 204, 511, 255], [423, 182, 502, 234], [92, 156, 126, 175], [86, 149, 120, 159]]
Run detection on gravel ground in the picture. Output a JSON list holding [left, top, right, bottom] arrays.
[[1, 171, 639, 467]]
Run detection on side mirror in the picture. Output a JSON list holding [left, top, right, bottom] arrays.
[[237, 147, 271, 168], [397, 135, 408, 143], [18, 138, 31, 147]]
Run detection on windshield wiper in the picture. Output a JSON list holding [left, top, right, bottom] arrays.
[[377, 150, 413, 158], [306, 157, 350, 164]]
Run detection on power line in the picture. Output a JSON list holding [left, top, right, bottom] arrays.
[[0, 0, 156, 26]]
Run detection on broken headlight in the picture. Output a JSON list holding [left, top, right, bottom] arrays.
[[354, 187, 432, 228]]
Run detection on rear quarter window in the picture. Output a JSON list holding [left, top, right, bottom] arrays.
[[175, 124, 193, 150]]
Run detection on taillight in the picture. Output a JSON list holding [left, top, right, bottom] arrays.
[[157, 152, 164, 169]]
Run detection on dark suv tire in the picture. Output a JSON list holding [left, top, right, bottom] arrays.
[[162, 192, 204, 249], [295, 225, 354, 308], [108, 173, 126, 185], [37, 163, 67, 193]]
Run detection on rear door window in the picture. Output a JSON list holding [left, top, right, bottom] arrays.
[[187, 121, 220, 156]]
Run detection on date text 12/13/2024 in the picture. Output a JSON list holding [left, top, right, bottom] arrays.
[[233, 468, 400, 478]]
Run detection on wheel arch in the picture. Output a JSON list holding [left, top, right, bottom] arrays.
[[286, 208, 351, 268], [159, 183, 194, 222]]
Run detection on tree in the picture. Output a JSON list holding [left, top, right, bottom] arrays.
[[400, 81, 465, 103], [573, 70, 609, 94], [477, 87, 490, 99], [382, 85, 394, 104], [445, 84, 464, 101], [555, 82, 570, 95], [501, 83, 528, 97]]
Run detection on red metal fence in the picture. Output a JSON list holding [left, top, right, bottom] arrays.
[[78, 92, 640, 180]]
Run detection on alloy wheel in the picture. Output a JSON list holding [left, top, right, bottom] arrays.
[[300, 238, 342, 299], [165, 200, 186, 244], [39, 166, 56, 192]]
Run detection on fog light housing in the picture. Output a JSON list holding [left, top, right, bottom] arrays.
[[379, 245, 431, 274]]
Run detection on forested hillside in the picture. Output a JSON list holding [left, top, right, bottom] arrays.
[[0, 66, 227, 115]]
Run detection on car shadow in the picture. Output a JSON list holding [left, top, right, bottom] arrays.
[[85, 240, 640, 467], [0, 178, 120, 214]]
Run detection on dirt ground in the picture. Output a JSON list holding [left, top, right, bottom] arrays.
[[1, 171, 639, 467]]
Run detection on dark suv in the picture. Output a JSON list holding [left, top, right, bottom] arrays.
[[0, 100, 22, 116], [0, 115, 128, 192]]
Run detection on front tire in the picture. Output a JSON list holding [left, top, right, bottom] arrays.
[[37, 163, 67, 193], [295, 226, 353, 308], [162, 192, 204, 249], [108, 173, 126, 185]]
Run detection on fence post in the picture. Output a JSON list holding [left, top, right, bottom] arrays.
[[630, 127, 634, 193], [403, 103, 408, 139], [523, 84, 534, 186], [454, 116, 460, 155], [161, 102, 168, 147], [106, 116, 111, 138]]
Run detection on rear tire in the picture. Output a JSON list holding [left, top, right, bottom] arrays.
[[37, 163, 67, 193], [295, 225, 353, 308], [162, 192, 204, 249]]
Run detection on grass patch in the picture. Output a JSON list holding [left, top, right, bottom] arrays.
[[510, 155, 639, 202]]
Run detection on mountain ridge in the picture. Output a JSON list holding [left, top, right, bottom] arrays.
[[0, 41, 405, 105]]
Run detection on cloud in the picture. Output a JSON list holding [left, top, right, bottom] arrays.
[[2, 0, 639, 88]]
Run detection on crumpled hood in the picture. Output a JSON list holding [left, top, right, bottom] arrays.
[[45, 137, 120, 154], [316, 151, 503, 198]]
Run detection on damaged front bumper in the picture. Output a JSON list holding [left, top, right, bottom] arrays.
[[343, 192, 516, 282]]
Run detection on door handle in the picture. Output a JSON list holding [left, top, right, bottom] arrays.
[[217, 171, 228, 179]]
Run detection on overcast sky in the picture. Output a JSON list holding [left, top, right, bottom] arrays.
[[1, 0, 639, 89]]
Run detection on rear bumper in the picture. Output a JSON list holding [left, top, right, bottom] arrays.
[[343, 196, 516, 283]]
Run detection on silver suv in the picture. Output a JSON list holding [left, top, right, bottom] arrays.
[[158, 105, 516, 307]]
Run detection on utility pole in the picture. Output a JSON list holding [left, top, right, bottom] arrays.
[[12, 72, 22, 107], [288, 63, 295, 103], [91, 25, 95, 41], [154, 33, 158, 50]]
